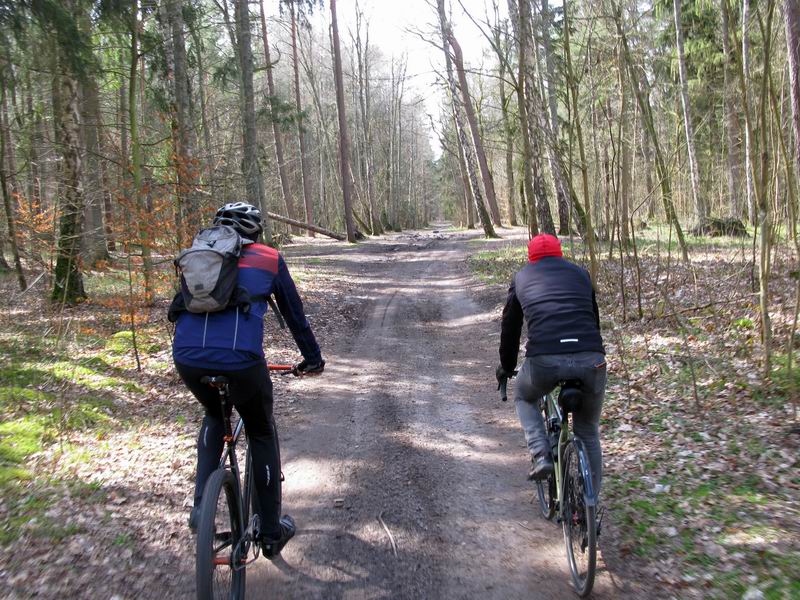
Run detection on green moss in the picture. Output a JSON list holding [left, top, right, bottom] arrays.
[[105, 331, 135, 355], [0, 416, 46, 465]]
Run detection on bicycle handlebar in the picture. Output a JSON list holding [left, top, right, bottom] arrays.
[[499, 378, 509, 402], [267, 362, 325, 377]]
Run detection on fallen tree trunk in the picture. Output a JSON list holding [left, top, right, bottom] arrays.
[[265, 211, 347, 241]]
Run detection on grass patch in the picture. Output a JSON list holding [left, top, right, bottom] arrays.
[[0, 416, 45, 486], [467, 246, 526, 284], [104, 330, 161, 356]]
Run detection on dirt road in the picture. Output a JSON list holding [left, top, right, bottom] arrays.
[[247, 228, 641, 599]]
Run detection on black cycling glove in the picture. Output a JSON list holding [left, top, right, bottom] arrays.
[[495, 365, 516, 388]]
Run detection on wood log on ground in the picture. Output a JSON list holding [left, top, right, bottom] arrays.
[[265, 212, 347, 241], [689, 217, 749, 237]]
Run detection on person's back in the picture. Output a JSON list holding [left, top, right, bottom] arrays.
[[173, 240, 319, 369], [505, 257, 604, 359], [171, 202, 324, 559], [497, 234, 606, 488]]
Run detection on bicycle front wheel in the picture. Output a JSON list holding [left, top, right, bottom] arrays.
[[196, 469, 246, 600], [536, 395, 557, 520], [562, 440, 596, 597]]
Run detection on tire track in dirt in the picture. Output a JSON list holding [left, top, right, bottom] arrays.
[[247, 229, 643, 599]]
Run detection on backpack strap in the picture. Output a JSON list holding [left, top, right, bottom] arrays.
[[249, 294, 286, 329]]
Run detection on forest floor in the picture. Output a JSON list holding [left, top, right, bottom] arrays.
[[0, 224, 798, 599]]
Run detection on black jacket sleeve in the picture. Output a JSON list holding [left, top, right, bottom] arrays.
[[499, 277, 524, 372], [591, 288, 600, 329], [271, 255, 322, 363]]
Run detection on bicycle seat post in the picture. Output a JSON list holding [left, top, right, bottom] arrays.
[[203, 376, 234, 443]]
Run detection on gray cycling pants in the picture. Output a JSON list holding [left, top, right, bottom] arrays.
[[514, 352, 606, 492]]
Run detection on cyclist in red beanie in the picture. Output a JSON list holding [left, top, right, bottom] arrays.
[[527, 233, 563, 262], [496, 234, 606, 488]]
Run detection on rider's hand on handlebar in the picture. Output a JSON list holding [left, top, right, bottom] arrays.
[[293, 358, 325, 377], [495, 365, 516, 389]]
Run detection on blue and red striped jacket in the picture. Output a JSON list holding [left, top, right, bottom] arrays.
[[172, 243, 321, 370]]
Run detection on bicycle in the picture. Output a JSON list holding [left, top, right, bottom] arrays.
[[499, 376, 599, 597], [194, 363, 295, 600]]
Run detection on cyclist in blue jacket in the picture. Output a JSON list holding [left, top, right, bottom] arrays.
[[172, 202, 324, 559]]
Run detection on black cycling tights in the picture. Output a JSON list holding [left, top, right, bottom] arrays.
[[175, 361, 282, 539]]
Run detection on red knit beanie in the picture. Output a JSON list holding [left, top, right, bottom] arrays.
[[528, 234, 563, 262]]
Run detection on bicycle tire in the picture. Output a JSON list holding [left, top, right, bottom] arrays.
[[536, 473, 557, 520], [536, 395, 557, 520], [196, 469, 246, 600], [562, 440, 596, 597]]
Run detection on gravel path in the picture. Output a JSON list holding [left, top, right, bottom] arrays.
[[246, 228, 643, 599]]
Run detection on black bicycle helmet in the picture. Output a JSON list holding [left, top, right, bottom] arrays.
[[213, 202, 263, 239]]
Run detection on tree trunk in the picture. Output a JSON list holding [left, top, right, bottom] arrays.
[[260, 0, 296, 230], [673, 0, 707, 224], [448, 32, 503, 228], [266, 211, 345, 240], [168, 0, 200, 237], [233, 0, 271, 243], [290, 1, 316, 235], [0, 85, 25, 290], [755, 0, 777, 376], [354, 5, 382, 235], [563, 0, 598, 277], [616, 5, 689, 262], [51, 58, 86, 303], [508, 0, 538, 236], [499, 69, 517, 226], [523, 25, 559, 235], [721, 1, 744, 218], [492, 15, 518, 227], [24, 65, 41, 214], [742, 0, 756, 223], [330, 0, 357, 242], [456, 141, 475, 228], [81, 74, 109, 264], [439, 0, 496, 238], [129, 3, 154, 304], [786, 0, 800, 182], [0, 83, 18, 212], [538, 0, 570, 234], [618, 45, 632, 248]]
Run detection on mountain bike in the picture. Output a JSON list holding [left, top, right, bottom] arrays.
[[194, 363, 295, 600], [500, 376, 599, 597]]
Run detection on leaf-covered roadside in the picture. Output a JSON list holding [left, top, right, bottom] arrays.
[[0, 244, 362, 599], [468, 230, 800, 600]]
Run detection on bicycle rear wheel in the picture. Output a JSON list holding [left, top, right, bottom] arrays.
[[196, 469, 246, 600], [562, 440, 596, 597]]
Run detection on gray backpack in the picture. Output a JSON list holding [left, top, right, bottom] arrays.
[[174, 225, 243, 313]]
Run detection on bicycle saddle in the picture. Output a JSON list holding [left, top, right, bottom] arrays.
[[558, 380, 584, 413], [200, 375, 229, 387]]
